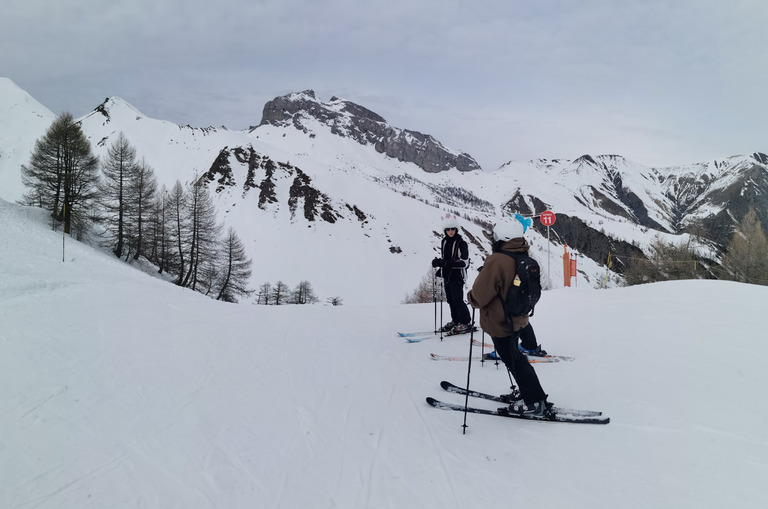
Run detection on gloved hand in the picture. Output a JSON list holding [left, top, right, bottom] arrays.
[[431, 257, 442, 268]]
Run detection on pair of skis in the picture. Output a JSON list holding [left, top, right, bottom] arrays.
[[399, 331, 574, 363], [429, 381, 609, 424], [399, 331, 606, 423], [429, 352, 574, 363]]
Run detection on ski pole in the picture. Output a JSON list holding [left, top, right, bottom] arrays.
[[433, 268, 438, 334], [439, 279, 444, 341], [506, 331, 519, 391], [462, 307, 476, 434], [480, 330, 486, 365]]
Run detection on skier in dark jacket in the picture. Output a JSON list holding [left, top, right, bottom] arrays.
[[467, 215, 552, 417], [432, 214, 472, 334]]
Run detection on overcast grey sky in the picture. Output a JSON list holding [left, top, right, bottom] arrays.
[[3, 0, 767, 169]]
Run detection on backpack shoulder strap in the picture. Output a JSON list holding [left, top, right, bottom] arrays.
[[499, 251, 522, 263]]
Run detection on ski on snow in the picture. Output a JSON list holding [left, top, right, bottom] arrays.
[[426, 397, 609, 424], [439, 381, 602, 417], [405, 336, 494, 348], [397, 330, 436, 337], [399, 327, 479, 342], [401, 333, 574, 362], [403, 335, 433, 343], [430, 352, 574, 363], [471, 339, 574, 360]]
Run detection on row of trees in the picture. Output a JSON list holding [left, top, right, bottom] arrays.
[[254, 280, 329, 305], [623, 208, 768, 286], [20, 113, 254, 302], [402, 269, 447, 304], [718, 208, 768, 285]]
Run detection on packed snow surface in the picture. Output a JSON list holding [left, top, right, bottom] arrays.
[[1, 197, 767, 508]]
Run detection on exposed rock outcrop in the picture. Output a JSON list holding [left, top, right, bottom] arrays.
[[258, 90, 481, 174]]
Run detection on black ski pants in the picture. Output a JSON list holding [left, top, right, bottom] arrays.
[[518, 322, 538, 350], [491, 333, 547, 405], [444, 279, 471, 325]]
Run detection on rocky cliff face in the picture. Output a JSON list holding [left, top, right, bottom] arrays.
[[497, 152, 768, 272], [651, 153, 768, 243], [203, 145, 370, 226], [561, 153, 767, 239], [257, 90, 481, 174]]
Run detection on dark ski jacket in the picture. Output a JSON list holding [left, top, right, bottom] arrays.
[[440, 234, 469, 282]]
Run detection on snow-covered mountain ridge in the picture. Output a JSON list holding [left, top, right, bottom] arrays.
[[1, 77, 766, 302]]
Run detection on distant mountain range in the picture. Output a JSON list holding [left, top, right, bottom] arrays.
[[1, 77, 766, 303]]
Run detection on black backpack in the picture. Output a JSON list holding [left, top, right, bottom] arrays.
[[500, 251, 542, 317]]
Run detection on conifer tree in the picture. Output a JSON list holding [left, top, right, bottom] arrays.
[[215, 227, 254, 302], [20, 112, 99, 236], [291, 280, 319, 304], [271, 281, 290, 305], [99, 132, 137, 258], [167, 181, 188, 285], [126, 159, 158, 260], [149, 185, 172, 274], [257, 282, 273, 305], [181, 180, 220, 290]]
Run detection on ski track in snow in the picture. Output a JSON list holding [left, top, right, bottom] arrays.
[[18, 451, 129, 508], [363, 348, 402, 509], [411, 388, 463, 508]]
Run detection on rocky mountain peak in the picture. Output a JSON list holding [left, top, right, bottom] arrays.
[[257, 90, 481, 174]]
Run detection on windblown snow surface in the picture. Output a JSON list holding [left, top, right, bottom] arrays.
[[1, 197, 766, 508]]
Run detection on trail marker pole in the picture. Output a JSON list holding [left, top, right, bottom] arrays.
[[539, 211, 556, 286]]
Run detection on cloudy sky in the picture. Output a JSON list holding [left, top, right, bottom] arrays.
[[3, 0, 767, 170]]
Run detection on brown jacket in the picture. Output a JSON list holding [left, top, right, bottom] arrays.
[[467, 238, 531, 337]]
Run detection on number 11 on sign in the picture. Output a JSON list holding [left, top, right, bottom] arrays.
[[540, 211, 556, 285]]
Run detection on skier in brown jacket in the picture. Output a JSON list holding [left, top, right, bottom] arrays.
[[467, 215, 551, 416]]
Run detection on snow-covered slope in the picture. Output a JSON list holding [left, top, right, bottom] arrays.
[[0, 77, 56, 201], [2, 196, 767, 509]]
